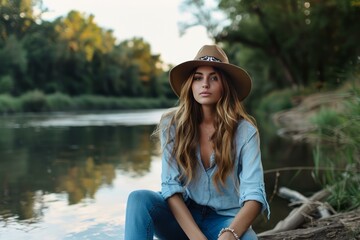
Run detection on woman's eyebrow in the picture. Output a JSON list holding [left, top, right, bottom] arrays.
[[194, 71, 217, 75]]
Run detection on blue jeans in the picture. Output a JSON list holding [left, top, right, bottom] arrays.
[[124, 190, 257, 240]]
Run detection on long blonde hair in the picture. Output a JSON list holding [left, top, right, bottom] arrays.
[[160, 68, 256, 189]]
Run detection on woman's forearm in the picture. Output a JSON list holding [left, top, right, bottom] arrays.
[[219, 200, 261, 240], [167, 194, 207, 240]]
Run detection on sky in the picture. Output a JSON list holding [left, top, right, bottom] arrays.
[[41, 0, 213, 66]]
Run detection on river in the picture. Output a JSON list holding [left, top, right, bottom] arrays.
[[0, 109, 318, 239]]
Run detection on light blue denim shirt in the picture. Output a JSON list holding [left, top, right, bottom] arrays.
[[160, 117, 270, 219]]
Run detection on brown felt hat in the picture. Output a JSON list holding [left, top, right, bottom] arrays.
[[169, 45, 252, 101]]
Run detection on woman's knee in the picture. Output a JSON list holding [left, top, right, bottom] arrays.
[[127, 190, 163, 210], [128, 190, 150, 202]]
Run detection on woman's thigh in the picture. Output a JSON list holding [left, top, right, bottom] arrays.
[[125, 190, 187, 240]]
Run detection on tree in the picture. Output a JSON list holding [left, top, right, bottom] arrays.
[[22, 21, 60, 93], [0, 3, 168, 98], [51, 11, 117, 95], [117, 38, 163, 97], [54, 10, 115, 62], [0, 0, 42, 41], [181, 0, 360, 89], [0, 34, 28, 94]]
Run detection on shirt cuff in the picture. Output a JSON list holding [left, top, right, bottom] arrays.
[[240, 187, 271, 219], [161, 183, 184, 200]]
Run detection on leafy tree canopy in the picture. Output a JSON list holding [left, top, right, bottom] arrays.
[[0, 0, 172, 98], [181, 0, 360, 91]]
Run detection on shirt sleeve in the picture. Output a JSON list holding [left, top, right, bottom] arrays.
[[160, 121, 184, 200], [238, 125, 271, 219]]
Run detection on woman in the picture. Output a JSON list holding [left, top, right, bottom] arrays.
[[125, 45, 270, 240]]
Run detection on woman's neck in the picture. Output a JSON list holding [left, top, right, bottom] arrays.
[[201, 105, 216, 125]]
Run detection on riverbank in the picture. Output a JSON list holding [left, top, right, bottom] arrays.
[[259, 208, 360, 239], [0, 91, 177, 114], [272, 90, 354, 142], [259, 82, 360, 239]]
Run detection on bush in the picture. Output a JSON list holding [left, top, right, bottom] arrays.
[[20, 90, 47, 112], [256, 89, 294, 118], [310, 108, 345, 139], [0, 75, 14, 93], [72, 95, 124, 110], [0, 94, 21, 113], [46, 92, 74, 111], [0, 92, 177, 114], [254, 88, 295, 133]]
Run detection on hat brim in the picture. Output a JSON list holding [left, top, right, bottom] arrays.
[[169, 60, 252, 101]]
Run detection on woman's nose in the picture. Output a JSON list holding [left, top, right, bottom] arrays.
[[202, 80, 209, 88]]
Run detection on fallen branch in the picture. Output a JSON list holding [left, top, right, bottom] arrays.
[[278, 187, 331, 218], [258, 208, 360, 240], [258, 187, 331, 236]]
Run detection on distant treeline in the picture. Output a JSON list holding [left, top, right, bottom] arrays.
[[0, 1, 176, 100], [1, 0, 360, 111]]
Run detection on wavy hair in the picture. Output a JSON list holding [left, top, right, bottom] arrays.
[[159, 68, 256, 190]]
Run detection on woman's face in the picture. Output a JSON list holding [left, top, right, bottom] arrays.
[[191, 66, 223, 106]]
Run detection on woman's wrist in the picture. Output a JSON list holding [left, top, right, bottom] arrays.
[[218, 227, 239, 239]]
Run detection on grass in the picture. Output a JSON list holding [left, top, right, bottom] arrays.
[[0, 90, 177, 114], [311, 87, 360, 211]]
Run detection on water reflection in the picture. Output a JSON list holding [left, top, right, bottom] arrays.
[[0, 124, 159, 218], [0, 110, 318, 239]]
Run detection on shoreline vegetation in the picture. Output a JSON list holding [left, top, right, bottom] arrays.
[[257, 81, 360, 239], [0, 90, 177, 114]]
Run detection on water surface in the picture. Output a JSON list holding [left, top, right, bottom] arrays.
[[0, 109, 317, 239]]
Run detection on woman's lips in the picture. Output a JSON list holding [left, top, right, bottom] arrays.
[[200, 91, 211, 96]]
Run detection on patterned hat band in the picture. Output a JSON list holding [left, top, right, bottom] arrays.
[[198, 55, 222, 62]]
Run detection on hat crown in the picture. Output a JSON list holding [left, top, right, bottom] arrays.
[[194, 45, 229, 64]]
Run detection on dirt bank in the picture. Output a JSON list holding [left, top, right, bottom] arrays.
[[272, 91, 353, 142]]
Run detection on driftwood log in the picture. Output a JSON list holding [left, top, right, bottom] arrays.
[[278, 187, 331, 218], [258, 186, 360, 239], [258, 208, 360, 240], [259, 188, 331, 236]]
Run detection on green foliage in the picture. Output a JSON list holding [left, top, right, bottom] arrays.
[[54, 10, 116, 61], [0, 35, 28, 94], [0, 74, 14, 93], [310, 108, 346, 139], [183, 0, 360, 91], [0, 94, 21, 113], [0, 3, 170, 100], [311, 88, 360, 211], [46, 92, 74, 111], [252, 88, 294, 137], [20, 89, 47, 112], [255, 88, 294, 120], [326, 173, 360, 210], [0, 0, 40, 40], [0, 91, 176, 114]]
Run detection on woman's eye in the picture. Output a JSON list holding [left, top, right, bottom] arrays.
[[193, 76, 202, 81], [210, 75, 218, 81]]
